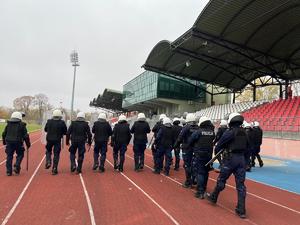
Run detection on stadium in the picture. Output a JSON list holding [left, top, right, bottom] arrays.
[[1, 1, 300, 225]]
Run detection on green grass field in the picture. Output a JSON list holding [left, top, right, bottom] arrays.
[[0, 123, 41, 139]]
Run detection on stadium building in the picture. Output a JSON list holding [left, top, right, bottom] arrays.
[[122, 70, 230, 116]]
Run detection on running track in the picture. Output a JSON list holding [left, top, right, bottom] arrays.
[[0, 132, 299, 225]]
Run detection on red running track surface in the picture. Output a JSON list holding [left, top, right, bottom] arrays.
[[0, 133, 300, 225]]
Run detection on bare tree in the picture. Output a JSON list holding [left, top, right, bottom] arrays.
[[13, 96, 34, 114]]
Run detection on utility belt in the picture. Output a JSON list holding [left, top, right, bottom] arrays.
[[223, 149, 244, 159], [194, 151, 210, 157]]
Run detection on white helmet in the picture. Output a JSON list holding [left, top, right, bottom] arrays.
[[185, 113, 196, 123], [198, 116, 211, 126], [220, 120, 227, 126], [243, 121, 251, 128], [163, 117, 172, 125], [228, 112, 244, 125], [173, 117, 180, 123], [137, 113, 146, 121], [77, 112, 85, 119], [98, 113, 107, 120], [254, 121, 260, 127], [11, 111, 22, 120], [118, 114, 127, 122], [159, 114, 167, 121], [52, 109, 62, 118]]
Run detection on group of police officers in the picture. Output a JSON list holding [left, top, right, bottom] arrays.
[[2, 109, 264, 219]]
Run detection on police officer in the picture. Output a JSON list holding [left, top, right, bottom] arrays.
[[66, 112, 92, 174], [243, 122, 254, 172], [153, 117, 174, 176], [151, 114, 166, 169], [206, 112, 248, 219], [111, 115, 132, 172], [213, 120, 228, 169], [251, 121, 264, 167], [174, 113, 199, 188], [172, 117, 182, 171], [44, 109, 67, 175], [188, 116, 215, 199], [2, 112, 31, 176], [92, 112, 112, 172], [130, 113, 150, 171]]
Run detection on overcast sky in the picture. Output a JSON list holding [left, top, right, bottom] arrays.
[[0, 0, 209, 112]]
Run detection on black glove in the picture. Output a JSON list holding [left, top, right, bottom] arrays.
[[2, 140, 6, 145]]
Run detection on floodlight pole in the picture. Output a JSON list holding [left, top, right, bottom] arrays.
[[70, 50, 79, 120]]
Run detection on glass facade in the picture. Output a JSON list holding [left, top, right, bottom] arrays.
[[122, 71, 206, 108], [122, 71, 158, 108], [157, 75, 206, 101]]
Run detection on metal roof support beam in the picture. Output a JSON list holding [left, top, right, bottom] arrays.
[[175, 46, 275, 81], [174, 48, 255, 88], [191, 30, 289, 80]]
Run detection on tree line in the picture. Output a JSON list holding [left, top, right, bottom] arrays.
[[0, 93, 53, 124]]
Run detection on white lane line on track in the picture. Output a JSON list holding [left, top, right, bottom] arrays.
[[143, 151, 300, 216], [0, 138, 41, 167], [1, 155, 45, 225], [106, 159, 180, 225], [75, 160, 96, 225], [125, 154, 258, 225]]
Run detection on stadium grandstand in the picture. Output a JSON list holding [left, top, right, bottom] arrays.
[[89, 88, 124, 113], [195, 100, 268, 122]]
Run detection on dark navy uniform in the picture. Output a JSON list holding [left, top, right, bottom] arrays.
[[188, 122, 215, 198], [92, 119, 112, 172], [44, 118, 67, 174], [111, 120, 132, 172], [2, 120, 31, 175], [174, 123, 199, 187], [154, 124, 175, 175], [207, 121, 248, 218], [130, 120, 150, 171], [251, 127, 263, 167], [66, 120, 92, 173], [213, 126, 228, 166], [151, 120, 163, 168], [172, 122, 182, 170], [244, 126, 254, 171]]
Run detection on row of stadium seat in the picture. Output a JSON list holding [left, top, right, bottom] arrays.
[[243, 96, 300, 132], [195, 100, 267, 121]]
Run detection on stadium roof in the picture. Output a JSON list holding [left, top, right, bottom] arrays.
[[90, 88, 124, 111], [144, 0, 300, 91]]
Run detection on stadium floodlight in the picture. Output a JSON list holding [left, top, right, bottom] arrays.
[[70, 50, 80, 120]]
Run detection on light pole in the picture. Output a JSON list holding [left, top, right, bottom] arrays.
[[70, 50, 79, 120]]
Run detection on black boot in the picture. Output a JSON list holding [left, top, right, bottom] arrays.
[[45, 161, 51, 169], [195, 191, 205, 199], [182, 180, 192, 188], [206, 190, 219, 204], [99, 166, 105, 173], [92, 163, 99, 170], [13, 165, 20, 175], [118, 164, 123, 172], [257, 155, 264, 168], [6, 171, 12, 176], [71, 162, 76, 172], [52, 167, 58, 175], [152, 168, 160, 174]]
